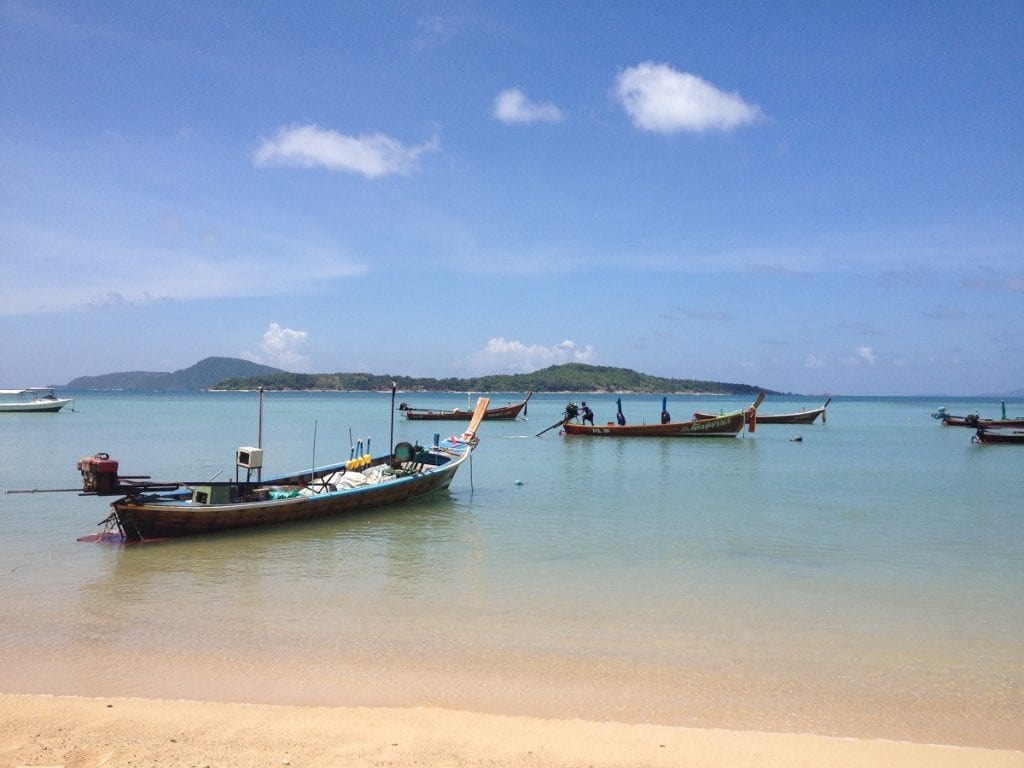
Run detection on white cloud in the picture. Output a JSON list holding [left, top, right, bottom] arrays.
[[613, 62, 762, 134], [458, 337, 594, 374], [804, 353, 827, 368], [253, 124, 440, 177], [856, 346, 878, 364], [493, 87, 564, 124], [841, 346, 878, 365], [242, 323, 312, 372]]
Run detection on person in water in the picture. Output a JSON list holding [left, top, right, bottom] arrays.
[[581, 401, 594, 426]]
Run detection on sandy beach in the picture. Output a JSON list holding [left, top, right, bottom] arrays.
[[1, 693, 1021, 768]]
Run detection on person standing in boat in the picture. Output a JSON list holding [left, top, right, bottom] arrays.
[[581, 401, 594, 426]]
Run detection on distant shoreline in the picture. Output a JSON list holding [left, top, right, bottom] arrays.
[[64, 358, 776, 397], [205, 388, 739, 396]]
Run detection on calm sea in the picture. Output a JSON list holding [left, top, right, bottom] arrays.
[[1, 391, 1021, 749]]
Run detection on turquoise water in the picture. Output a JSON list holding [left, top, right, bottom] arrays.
[[1, 391, 1022, 748]]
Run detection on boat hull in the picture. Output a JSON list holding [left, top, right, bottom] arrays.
[[110, 450, 469, 541], [694, 407, 825, 424], [400, 393, 530, 421], [973, 428, 1024, 444], [695, 398, 828, 425], [0, 397, 73, 413], [562, 410, 745, 437], [944, 415, 1024, 428], [0, 397, 73, 415]]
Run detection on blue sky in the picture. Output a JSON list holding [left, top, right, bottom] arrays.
[[1, 2, 1021, 395]]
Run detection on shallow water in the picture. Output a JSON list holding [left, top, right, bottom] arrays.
[[1, 391, 1021, 747]]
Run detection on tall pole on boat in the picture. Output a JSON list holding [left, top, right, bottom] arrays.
[[258, 387, 265, 449], [257, 386, 264, 484], [389, 382, 397, 458], [311, 420, 318, 484]]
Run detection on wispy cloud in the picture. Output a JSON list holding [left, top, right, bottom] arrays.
[[613, 62, 763, 134], [493, 87, 564, 124], [0, 218, 365, 316], [841, 346, 878, 365], [670, 307, 732, 322], [242, 323, 312, 372], [921, 306, 967, 321], [254, 124, 440, 177], [457, 337, 594, 374], [963, 275, 1024, 294], [804, 353, 827, 368], [836, 321, 887, 336], [413, 13, 455, 52]]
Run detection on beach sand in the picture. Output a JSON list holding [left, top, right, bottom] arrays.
[[1, 693, 1021, 768]]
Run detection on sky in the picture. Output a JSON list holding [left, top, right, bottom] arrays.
[[1, 2, 1022, 396]]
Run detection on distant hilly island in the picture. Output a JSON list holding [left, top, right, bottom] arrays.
[[66, 357, 285, 391], [64, 356, 776, 395]]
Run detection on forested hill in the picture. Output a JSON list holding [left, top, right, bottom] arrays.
[[65, 357, 284, 390], [213, 363, 776, 395]]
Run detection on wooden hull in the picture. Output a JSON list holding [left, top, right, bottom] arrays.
[[943, 415, 1024, 428], [109, 449, 470, 541], [973, 428, 1024, 444], [562, 409, 745, 437], [695, 398, 829, 425], [401, 392, 531, 421], [694, 406, 826, 424]]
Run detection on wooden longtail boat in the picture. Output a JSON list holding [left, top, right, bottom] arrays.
[[950, 416, 1024, 428], [972, 427, 1024, 444], [931, 406, 1024, 428], [693, 397, 830, 425], [399, 392, 531, 421], [560, 394, 764, 438], [76, 396, 489, 542]]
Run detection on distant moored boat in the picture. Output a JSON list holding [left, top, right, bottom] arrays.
[[558, 394, 764, 438], [399, 392, 531, 421], [694, 397, 831, 425], [0, 388, 74, 413]]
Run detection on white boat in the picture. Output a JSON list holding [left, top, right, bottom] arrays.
[[0, 388, 74, 413]]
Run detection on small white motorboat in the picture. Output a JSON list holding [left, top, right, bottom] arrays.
[[0, 388, 74, 413]]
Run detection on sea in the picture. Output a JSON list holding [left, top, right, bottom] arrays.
[[1, 391, 1021, 749]]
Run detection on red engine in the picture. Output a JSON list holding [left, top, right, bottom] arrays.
[[78, 453, 120, 494]]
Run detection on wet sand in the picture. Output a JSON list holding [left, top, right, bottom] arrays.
[[2, 693, 1021, 768]]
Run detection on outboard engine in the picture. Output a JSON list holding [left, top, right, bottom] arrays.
[[78, 453, 120, 493]]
